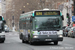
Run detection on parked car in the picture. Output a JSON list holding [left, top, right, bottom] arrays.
[[63, 26, 71, 37], [68, 27, 75, 38], [4, 25, 9, 32], [9, 28, 12, 32], [62, 26, 66, 36]]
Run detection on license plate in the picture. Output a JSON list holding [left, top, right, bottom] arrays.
[[40, 31, 57, 35], [45, 39, 52, 41]]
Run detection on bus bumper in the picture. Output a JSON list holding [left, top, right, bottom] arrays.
[[31, 35, 63, 42]]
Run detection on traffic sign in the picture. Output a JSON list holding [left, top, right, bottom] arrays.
[[73, 24, 75, 27], [72, 16, 75, 22]]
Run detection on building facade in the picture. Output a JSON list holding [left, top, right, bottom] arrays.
[[0, 0, 2, 15], [2, 0, 13, 29]]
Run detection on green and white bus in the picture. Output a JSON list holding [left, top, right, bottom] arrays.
[[19, 9, 64, 45]]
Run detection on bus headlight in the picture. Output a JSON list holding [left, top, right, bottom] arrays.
[[2, 32, 5, 33], [33, 31, 39, 35], [0, 35, 5, 38], [57, 30, 63, 35], [33, 36, 38, 38], [58, 35, 63, 37]]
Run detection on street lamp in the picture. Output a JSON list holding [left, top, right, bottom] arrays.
[[23, 6, 25, 8], [20, 9, 21, 10], [27, 3, 29, 5], [22, 5, 26, 13]]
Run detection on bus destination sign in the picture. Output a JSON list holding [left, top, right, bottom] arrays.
[[35, 11, 60, 16]]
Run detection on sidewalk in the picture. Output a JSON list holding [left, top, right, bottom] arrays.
[[11, 31, 19, 34]]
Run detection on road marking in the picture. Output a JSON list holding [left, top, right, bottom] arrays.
[[63, 44, 74, 47], [64, 37, 75, 40], [5, 41, 11, 43], [5, 33, 18, 36], [58, 42, 75, 47]]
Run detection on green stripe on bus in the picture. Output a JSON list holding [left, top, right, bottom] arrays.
[[60, 12, 62, 16]]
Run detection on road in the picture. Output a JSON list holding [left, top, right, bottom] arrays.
[[0, 32, 75, 50]]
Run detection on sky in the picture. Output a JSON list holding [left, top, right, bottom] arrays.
[[0, 0, 1, 3]]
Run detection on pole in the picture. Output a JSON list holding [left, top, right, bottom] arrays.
[[69, 0, 72, 17], [12, 2, 15, 31], [69, 0, 72, 26], [67, 0, 72, 26]]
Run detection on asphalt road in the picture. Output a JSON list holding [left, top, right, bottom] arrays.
[[0, 32, 75, 50]]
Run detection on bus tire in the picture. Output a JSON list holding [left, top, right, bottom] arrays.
[[0, 40, 5, 43], [28, 37, 34, 45], [29, 40, 34, 45], [29, 41, 34, 45], [22, 40, 26, 43], [54, 41, 58, 45], [20, 34, 23, 39]]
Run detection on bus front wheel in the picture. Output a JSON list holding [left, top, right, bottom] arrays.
[[28, 38, 34, 45], [54, 41, 58, 45], [22, 40, 26, 43], [29, 41, 34, 45]]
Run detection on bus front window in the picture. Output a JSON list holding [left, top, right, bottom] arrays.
[[33, 17, 62, 30]]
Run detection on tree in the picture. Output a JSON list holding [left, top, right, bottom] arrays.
[[5, 0, 66, 30]]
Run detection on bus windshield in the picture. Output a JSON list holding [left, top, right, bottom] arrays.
[[33, 16, 62, 30]]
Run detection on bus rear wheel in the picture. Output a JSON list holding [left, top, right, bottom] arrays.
[[22, 40, 26, 43], [54, 41, 58, 45]]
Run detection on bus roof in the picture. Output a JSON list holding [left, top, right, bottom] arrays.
[[20, 9, 61, 18], [20, 11, 33, 18]]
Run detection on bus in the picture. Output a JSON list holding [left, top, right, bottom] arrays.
[[19, 9, 64, 45], [0, 16, 6, 43]]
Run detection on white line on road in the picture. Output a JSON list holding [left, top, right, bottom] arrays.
[[64, 44, 74, 47], [59, 42, 75, 47]]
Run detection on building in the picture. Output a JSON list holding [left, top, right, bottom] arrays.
[[59, 0, 73, 26], [0, 0, 2, 15], [1, 0, 6, 20], [1, 0, 6, 13], [38, 0, 66, 9], [2, 0, 13, 29]]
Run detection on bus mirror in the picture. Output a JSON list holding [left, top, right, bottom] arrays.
[[30, 17, 32, 23], [3, 20, 6, 24], [61, 15, 64, 20]]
